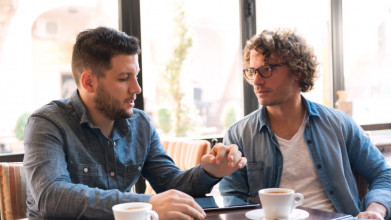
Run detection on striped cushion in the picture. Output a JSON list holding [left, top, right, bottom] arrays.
[[0, 162, 27, 220], [144, 139, 211, 194]]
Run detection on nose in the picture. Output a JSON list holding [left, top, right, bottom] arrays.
[[129, 78, 142, 94], [252, 71, 264, 85]]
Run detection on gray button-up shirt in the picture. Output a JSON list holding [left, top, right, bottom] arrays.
[[24, 90, 218, 219]]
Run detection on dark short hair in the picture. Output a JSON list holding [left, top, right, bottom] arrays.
[[71, 27, 141, 87], [243, 28, 318, 92]]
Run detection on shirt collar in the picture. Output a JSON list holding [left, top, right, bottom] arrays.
[[257, 95, 321, 133], [69, 90, 129, 137], [69, 90, 92, 126]]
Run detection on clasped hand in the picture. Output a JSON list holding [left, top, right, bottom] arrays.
[[201, 143, 247, 178], [149, 143, 247, 220], [356, 202, 386, 220]]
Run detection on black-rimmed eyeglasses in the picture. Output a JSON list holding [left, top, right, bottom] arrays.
[[243, 63, 287, 80]]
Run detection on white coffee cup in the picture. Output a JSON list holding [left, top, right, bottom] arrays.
[[258, 188, 304, 219], [112, 202, 159, 220]]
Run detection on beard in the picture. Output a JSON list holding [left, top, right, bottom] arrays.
[[94, 83, 133, 120]]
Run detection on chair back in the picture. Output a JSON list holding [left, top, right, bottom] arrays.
[[145, 139, 210, 194], [0, 162, 27, 220]]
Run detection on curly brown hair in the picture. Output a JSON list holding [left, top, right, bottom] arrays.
[[243, 28, 319, 92]]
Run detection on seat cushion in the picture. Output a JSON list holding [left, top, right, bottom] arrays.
[[0, 162, 27, 220], [144, 139, 211, 194]]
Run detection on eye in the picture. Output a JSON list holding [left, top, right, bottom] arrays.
[[118, 73, 131, 82], [248, 69, 256, 74]]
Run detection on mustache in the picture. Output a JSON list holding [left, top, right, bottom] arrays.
[[125, 96, 137, 102]]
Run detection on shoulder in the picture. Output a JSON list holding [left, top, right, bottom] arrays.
[[31, 99, 72, 120], [226, 108, 262, 135], [306, 99, 350, 121], [25, 99, 73, 140], [231, 108, 261, 126], [305, 99, 359, 132]]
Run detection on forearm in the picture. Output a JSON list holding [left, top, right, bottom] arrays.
[[24, 147, 151, 218], [154, 164, 219, 197], [31, 181, 151, 219]]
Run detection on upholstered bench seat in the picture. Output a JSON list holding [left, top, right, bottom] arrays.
[[0, 162, 27, 220]]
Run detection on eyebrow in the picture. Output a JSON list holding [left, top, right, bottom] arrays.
[[118, 72, 130, 77], [118, 70, 140, 77]]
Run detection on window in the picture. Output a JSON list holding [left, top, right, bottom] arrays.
[[0, 0, 118, 154], [1, 0, 389, 155], [342, 0, 391, 125], [140, 0, 243, 138], [255, 0, 333, 106]]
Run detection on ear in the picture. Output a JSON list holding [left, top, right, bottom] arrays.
[[80, 71, 97, 93], [292, 72, 300, 82]]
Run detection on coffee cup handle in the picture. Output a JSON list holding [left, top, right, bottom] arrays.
[[147, 210, 159, 220], [291, 193, 304, 210]]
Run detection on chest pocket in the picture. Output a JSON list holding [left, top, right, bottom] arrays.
[[68, 162, 107, 189], [247, 161, 265, 197], [122, 164, 142, 191]]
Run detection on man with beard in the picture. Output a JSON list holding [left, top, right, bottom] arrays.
[[23, 27, 247, 220]]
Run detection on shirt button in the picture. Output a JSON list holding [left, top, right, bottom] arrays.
[[307, 140, 313, 145], [110, 171, 115, 177], [83, 168, 88, 173], [138, 166, 141, 171], [114, 141, 117, 146]]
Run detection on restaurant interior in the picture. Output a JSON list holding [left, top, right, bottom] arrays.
[[0, 0, 390, 219]]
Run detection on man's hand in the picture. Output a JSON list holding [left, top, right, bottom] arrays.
[[201, 143, 247, 178], [356, 202, 386, 220], [149, 189, 206, 220]]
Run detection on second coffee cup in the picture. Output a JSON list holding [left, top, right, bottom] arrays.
[[258, 188, 304, 219], [112, 202, 159, 220]]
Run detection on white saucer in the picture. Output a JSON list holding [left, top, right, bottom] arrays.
[[245, 208, 309, 220]]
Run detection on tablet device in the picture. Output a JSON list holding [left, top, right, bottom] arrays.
[[195, 194, 260, 211]]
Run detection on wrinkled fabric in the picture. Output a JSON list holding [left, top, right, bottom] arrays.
[[220, 96, 391, 219], [24, 90, 218, 219]]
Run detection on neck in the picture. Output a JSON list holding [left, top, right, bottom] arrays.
[[79, 91, 114, 139], [91, 112, 115, 139], [266, 95, 305, 139]]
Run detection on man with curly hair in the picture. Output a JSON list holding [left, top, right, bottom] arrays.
[[219, 29, 391, 220]]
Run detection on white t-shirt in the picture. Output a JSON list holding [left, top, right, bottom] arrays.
[[276, 115, 336, 212]]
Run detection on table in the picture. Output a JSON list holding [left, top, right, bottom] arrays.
[[24, 206, 351, 220]]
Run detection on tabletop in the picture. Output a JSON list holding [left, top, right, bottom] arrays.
[[24, 206, 351, 220]]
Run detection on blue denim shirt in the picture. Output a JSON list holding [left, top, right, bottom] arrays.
[[219, 97, 391, 219], [23, 90, 219, 219]]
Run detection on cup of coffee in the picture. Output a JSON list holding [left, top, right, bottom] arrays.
[[112, 202, 159, 220], [258, 188, 304, 219]]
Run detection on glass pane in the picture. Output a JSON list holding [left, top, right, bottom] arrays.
[[0, 0, 118, 154], [343, 0, 391, 125], [255, 0, 333, 106], [140, 0, 243, 137]]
